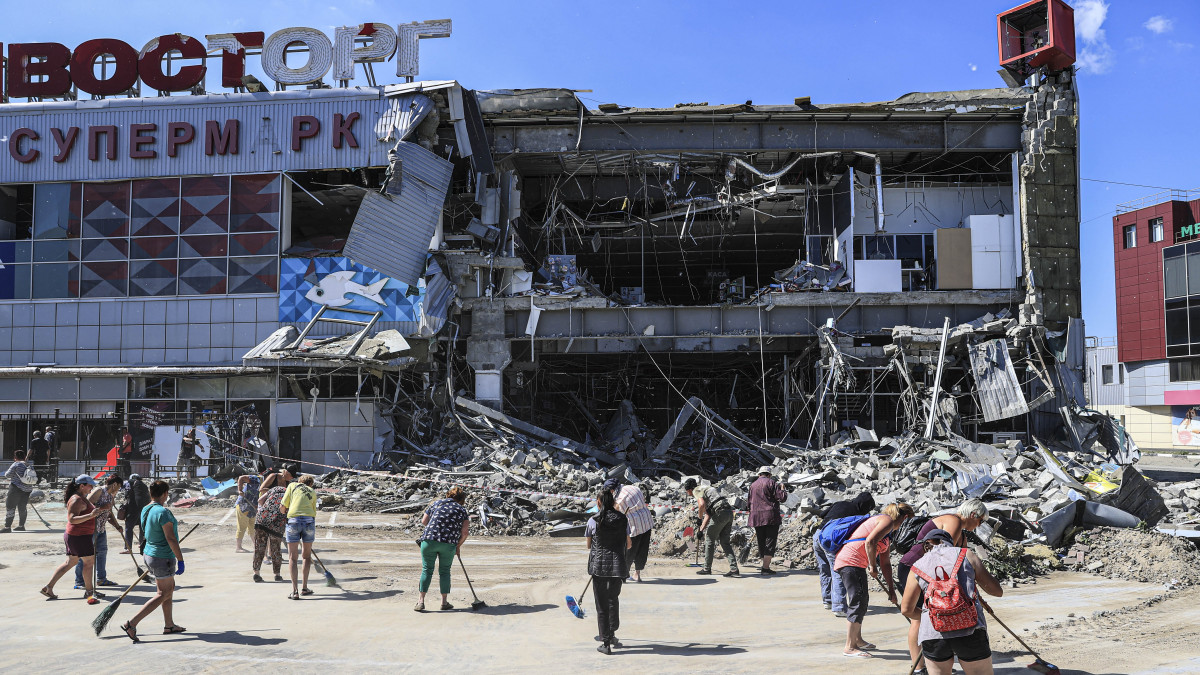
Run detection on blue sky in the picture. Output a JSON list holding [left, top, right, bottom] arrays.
[[6, 0, 1199, 337]]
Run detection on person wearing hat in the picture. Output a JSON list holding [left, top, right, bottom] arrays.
[[606, 477, 654, 582], [747, 466, 788, 575], [73, 475, 124, 591], [41, 475, 104, 602], [683, 478, 739, 577], [900, 528, 1003, 675], [898, 499, 991, 672]]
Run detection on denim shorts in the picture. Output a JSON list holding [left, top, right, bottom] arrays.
[[285, 516, 316, 543], [144, 554, 175, 578]]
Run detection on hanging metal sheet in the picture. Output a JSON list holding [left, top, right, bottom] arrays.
[[968, 338, 1030, 422], [342, 140, 452, 287], [374, 93, 435, 143], [417, 256, 455, 337]]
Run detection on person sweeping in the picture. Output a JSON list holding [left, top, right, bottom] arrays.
[[900, 528, 1004, 675], [586, 489, 631, 655], [234, 470, 263, 553], [74, 475, 123, 590], [414, 486, 470, 612], [833, 502, 914, 658], [280, 467, 317, 599], [814, 492, 875, 616], [121, 480, 186, 641], [253, 468, 288, 583], [41, 475, 104, 603]]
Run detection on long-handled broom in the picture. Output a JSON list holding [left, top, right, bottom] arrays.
[[565, 577, 592, 619], [311, 550, 339, 588], [30, 504, 53, 530], [92, 523, 199, 636], [456, 553, 487, 610], [978, 597, 1062, 675]]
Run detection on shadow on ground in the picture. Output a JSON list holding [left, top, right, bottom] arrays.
[[612, 640, 747, 657]]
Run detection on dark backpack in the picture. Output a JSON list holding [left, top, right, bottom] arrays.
[[893, 515, 932, 555], [817, 515, 872, 554]]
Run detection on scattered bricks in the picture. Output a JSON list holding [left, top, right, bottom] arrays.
[[1035, 471, 1056, 489], [1086, 560, 1104, 572], [1012, 487, 1042, 500], [854, 463, 879, 480], [1013, 456, 1038, 471]]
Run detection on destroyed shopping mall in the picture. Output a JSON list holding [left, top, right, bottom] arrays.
[[7, 26, 1196, 561]]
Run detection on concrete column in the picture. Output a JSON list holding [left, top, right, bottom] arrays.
[[465, 303, 511, 410]]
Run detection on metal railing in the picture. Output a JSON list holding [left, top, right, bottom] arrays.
[[1115, 188, 1200, 215], [1086, 336, 1117, 348]]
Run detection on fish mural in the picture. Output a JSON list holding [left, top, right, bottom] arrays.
[[304, 270, 388, 307]]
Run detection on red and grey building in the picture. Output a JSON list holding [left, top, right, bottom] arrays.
[[1105, 190, 1200, 449]]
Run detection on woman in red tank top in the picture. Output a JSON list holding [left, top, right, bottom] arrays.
[[40, 475, 103, 602]]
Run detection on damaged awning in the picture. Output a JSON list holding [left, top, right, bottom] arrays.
[[243, 325, 414, 370]]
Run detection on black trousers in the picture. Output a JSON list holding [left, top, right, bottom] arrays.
[[5, 487, 30, 528], [755, 522, 781, 558], [628, 530, 651, 572], [593, 576, 623, 643]]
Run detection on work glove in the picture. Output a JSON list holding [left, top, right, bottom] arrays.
[[176, 560, 186, 576]]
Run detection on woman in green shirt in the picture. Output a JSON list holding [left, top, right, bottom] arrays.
[[280, 468, 317, 600], [121, 480, 185, 642]]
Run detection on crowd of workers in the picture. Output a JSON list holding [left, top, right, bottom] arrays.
[[4, 451, 1002, 672]]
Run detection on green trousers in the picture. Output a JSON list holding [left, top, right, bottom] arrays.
[[420, 540, 455, 594]]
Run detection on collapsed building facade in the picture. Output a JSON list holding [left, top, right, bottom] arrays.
[[0, 6, 1117, 494], [0, 74, 1091, 475]]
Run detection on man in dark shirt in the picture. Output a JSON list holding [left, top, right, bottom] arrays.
[[28, 431, 48, 479], [813, 491, 876, 616]]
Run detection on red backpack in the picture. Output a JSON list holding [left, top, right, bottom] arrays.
[[912, 548, 979, 632]]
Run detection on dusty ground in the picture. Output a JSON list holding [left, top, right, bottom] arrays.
[[3, 505, 1200, 674]]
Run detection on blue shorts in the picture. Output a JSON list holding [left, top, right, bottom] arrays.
[[285, 516, 315, 544]]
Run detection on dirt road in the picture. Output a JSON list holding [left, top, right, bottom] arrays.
[[2, 505, 1199, 674]]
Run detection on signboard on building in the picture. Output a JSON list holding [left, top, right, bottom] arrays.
[[1171, 405, 1200, 446], [0, 21, 451, 100], [0, 88, 391, 183]]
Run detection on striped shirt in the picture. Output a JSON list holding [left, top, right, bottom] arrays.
[[614, 484, 654, 537], [4, 461, 33, 492]]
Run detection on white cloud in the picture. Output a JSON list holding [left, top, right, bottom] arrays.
[[1145, 15, 1174, 34], [1074, 0, 1114, 74], [969, 63, 978, 71]]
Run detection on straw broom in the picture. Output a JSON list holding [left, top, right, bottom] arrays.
[[92, 523, 199, 636]]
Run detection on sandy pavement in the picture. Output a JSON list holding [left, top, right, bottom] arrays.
[[2, 505, 1199, 674]]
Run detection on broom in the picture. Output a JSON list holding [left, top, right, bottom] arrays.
[[565, 577, 592, 619], [311, 550, 339, 588], [92, 523, 199, 636], [30, 504, 53, 530], [978, 597, 1062, 675]]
